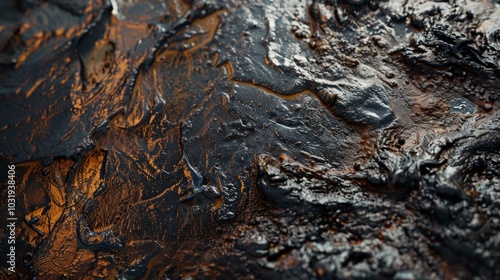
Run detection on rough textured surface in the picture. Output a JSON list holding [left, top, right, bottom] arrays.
[[0, 0, 499, 279]]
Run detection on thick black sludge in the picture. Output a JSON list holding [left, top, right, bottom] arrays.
[[0, 0, 499, 279]]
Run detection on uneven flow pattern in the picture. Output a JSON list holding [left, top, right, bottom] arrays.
[[0, 0, 499, 279]]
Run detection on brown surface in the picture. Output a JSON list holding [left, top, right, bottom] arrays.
[[0, 0, 499, 279]]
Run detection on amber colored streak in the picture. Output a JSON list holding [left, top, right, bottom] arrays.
[[24, 79, 43, 98], [18, 161, 43, 196], [110, 17, 153, 52], [84, 20, 150, 99], [104, 20, 155, 128], [221, 60, 317, 101], [156, 11, 224, 61], [15, 11, 96, 67], [15, 30, 49, 67], [82, 40, 114, 82], [66, 150, 104, 203], [221, 61, 378, 169], [120, 68, 145, 127]]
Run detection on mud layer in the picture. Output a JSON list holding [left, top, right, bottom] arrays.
[[0, 0, 499, 279]]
